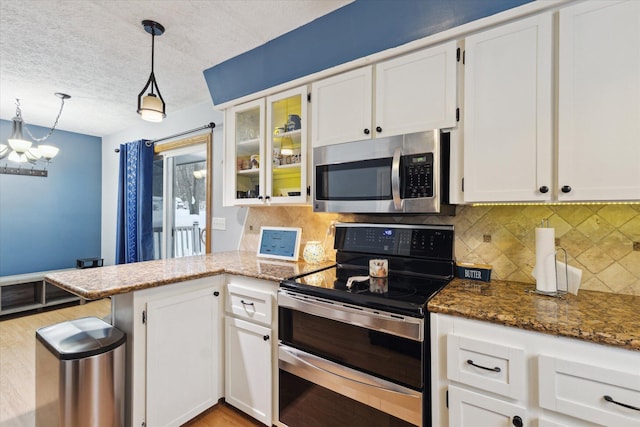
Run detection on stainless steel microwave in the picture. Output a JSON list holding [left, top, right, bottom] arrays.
[[313, 130, 452, 214]]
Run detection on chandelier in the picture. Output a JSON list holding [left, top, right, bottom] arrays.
[[137, 20, 166, 122], [1, 92, 69, 177]]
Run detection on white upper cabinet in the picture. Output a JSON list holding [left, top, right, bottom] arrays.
[[312, 41, 458, 147], [557, 0, 640, 201], [463, 1, 640, 204], [265, 86, 309, 204], [311, 67, 372, 147], [375, 41, 458, 137], [224, 86, 309, 206], [224, 98, 266, 206], [463, 13, 553, 202]]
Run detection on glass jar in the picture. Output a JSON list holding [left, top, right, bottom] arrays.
[[303, 241, 325, 264]]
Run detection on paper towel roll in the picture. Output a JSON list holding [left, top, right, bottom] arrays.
[[535, 227, 556, 293]]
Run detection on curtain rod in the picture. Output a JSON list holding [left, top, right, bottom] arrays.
[[114, 122, 217, 152]]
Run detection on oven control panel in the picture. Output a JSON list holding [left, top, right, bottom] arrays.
[[335, 224, 454, 260]]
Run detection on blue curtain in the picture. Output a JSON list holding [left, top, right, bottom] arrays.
[[116, 140, 154, 264]]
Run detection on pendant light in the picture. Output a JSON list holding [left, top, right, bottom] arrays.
[[137, 20, 166, 122]]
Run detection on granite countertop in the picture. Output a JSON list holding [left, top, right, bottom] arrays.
[[428, 278, 640, 351], [47, 254, 639, 352], [45, 251, 334, 300]]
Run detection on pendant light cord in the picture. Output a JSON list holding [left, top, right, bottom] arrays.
[[149, 30, 156, 96]]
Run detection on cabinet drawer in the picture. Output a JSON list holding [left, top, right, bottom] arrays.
[[226, 283, 273, 326], [447, 334, 525, 400], [539, 354, 640, 427], [448, 384, 527, 427]]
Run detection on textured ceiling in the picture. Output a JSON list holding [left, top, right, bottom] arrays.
[[0, 0, 351, 137]]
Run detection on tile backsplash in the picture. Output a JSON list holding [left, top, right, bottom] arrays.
[[240, 204, 640, 296]]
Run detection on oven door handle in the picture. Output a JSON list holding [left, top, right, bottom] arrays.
[[279, 344, 420, 397], [278, 290, 423, 341], [391, 147, 403, 210]]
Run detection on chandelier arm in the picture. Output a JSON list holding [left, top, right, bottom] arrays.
[[22, 97, 67, 143]]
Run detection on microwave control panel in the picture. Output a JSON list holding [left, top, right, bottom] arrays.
[[401, 153, 433, 199]]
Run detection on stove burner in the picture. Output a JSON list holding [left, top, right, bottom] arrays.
[[340, 276, 419, 299]]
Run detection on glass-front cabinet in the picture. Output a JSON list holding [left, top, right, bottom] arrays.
[[225, 98, 265, 206], [225, 86, 308, 206], [266, 86, 307, 204]]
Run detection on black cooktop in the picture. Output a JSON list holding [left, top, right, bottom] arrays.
[[281, 264, 450, 317], [281, 223, 455, 317]]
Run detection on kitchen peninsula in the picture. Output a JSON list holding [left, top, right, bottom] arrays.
[[46, 251, 333, 427], [45, 251, 639, 427]]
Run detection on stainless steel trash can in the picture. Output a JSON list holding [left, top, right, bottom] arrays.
[[35, 316, 126, 427]]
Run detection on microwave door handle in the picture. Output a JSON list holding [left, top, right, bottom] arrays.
[[391, 147, 403, 210]]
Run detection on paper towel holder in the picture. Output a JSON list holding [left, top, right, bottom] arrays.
[[528, 247, 569, 298]]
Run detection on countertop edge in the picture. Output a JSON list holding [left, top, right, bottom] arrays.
[[45, 269, 227, 300], [44, 253, 332, 300]]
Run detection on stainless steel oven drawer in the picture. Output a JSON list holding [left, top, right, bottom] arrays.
[[279, 344, 422, 426]]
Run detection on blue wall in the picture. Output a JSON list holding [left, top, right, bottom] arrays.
[[204, 0, 533, 105], [0, 120, 102, 276]]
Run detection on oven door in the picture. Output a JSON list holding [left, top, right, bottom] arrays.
[[278, 290, 425, 427]]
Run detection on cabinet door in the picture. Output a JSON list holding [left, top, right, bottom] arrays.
[[463, 13, 553, 202], [448, 385, 527, 427], [557, 0, 640, 201], [146, 285, 222, 427], [224, 98, 265, 206], [266, 86, 308, 204], [376, 41, 458, 138], [225, 316, 272, 426], [539, 354, 640, 427], [311, 66, 373, 147]]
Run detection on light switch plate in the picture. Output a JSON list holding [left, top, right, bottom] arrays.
[[212, 217, 226, 230]]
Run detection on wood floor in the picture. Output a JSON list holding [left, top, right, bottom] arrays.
[[0, 300, 260, 427]]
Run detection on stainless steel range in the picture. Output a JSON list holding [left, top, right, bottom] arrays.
[[278, 223, 455, 427]]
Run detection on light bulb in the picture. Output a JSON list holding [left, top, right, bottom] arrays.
[[38, 145, 59, 160], [25, 147, 42, 163], [8, 151, 27, 163], [8, 138, 32, 154], [139, 94, 164, 122]]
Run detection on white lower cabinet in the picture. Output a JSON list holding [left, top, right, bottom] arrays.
[[448, 385, 526, 427], [446, 334, 525, 401], [112, 276, 224, 427], [224, 277, 278, 426], [225, 317, 272, 425], [146, 286, 222, 427], [431, 313, 640, 427], [538, 355, 640, 427]]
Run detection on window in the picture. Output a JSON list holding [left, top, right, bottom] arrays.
[[152, 133, 212, 259]]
